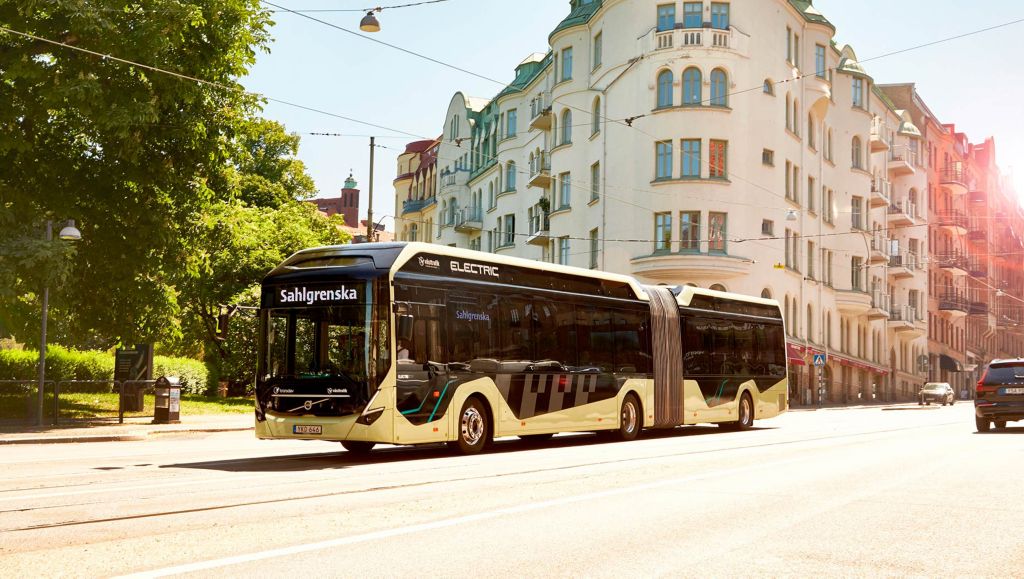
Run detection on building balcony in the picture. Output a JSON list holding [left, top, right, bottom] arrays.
[[938, 211, 969, 235], [887, 200, 917, 227], [940, 166, 970, 196], [835, 290, 872, 316], [967, 227, 987, 245], [888, 305, 926, 339], [869, 177, 891, 208], [651, 26, 749, 56], [454, 206, 483, 233], [529, 92, 552, 131], [887, 152, 915, 177], [939, 294, 969, 319], [937, 253, 969, 276], [401, 196, 436, 216], [526, 213, 551, 246], [630, 252, 753, 283], [869, 234, 890, 264], [969, 190, 987, 205], [888, 252, 918, 279], [968, 259, 988, 279], [528, 152, 552, 189], [866, 290, 891, 321], [968, 301, 989, 317], [870, 120, 890, 153]]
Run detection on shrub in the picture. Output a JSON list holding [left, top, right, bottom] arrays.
[[154, 356, 209, 395]]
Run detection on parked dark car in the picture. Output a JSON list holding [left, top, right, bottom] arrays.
[[918, 382, 954, 406], [975, 359, 1024, 432]]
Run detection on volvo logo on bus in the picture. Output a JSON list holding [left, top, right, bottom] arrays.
[[450, 260, 500, 278], [279, 286, 358, 305]]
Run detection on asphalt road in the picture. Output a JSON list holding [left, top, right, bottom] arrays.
[[1, 403, 1021, 577]]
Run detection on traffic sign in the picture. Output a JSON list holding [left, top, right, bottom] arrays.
[[813, 354, 827, 367]]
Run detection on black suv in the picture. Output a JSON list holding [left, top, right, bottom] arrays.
[[975, 359, 1024, 432]]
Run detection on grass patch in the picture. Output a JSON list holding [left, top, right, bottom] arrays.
[[0, 390, 253, 422]]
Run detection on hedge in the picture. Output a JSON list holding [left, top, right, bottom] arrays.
[[0, 347, 209, 395]]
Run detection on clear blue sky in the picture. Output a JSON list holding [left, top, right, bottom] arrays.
[[245, 1, 1024, 230]]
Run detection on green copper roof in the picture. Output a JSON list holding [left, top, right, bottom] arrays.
[[494, 53, 552, 101], [550, 0, 602, 41], [788, 1, 835, 29], [838, 56, 873, 80]]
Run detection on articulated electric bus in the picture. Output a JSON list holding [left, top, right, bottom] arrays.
[[255, 242, 788, 454]]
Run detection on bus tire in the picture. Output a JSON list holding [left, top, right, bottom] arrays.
[[720, 392, 754, 431], [614, 393, 642, 442], [341, 441, 375, 455], [453, 397, 490, 455]]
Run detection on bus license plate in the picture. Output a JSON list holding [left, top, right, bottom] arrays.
[[293, 425, 323, 435], [1004, 387, 1024, 395]]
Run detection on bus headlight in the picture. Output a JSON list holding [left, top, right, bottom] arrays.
[[357, 407, 385, 425]]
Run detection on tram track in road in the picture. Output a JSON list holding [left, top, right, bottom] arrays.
[[1, 417, 965, 533]]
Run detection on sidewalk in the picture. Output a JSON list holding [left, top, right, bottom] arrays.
[[0, 413, 254, 445]]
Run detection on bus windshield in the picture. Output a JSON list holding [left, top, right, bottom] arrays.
[[265, 305, 378, 382]]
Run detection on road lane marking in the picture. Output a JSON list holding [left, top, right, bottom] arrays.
[[117, 456, 809, 578]]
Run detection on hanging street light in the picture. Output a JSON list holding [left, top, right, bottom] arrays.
[[359, 10, 381, 33]]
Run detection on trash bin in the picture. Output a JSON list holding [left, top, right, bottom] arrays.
[[152, 376, 181, 424], [122, 383, 146, 413]]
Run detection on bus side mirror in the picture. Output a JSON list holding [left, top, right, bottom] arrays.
[[398, 315, 414, 342]]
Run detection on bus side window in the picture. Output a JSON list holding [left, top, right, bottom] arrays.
[[579, 307, 613, 373], [533, 299, 576, 368], [682, 317, 711, 375]]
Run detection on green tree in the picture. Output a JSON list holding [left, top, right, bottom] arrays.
[[0, 0, 272, 348]]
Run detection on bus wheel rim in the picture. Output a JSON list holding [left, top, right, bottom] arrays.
[[740, 397, 750, 425], [623, 400, 637, 433], [462, 407, 484, 445]]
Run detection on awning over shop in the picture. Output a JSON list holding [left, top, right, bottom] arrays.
[[939, 354, 964, 372], [786, 342, 889, 375], [787, 342, 806, 366]]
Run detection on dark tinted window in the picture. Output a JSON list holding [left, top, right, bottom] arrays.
[[534, 300, 576, 367], [578, 307, 614, 372], [984, 362, 1024, 384], [613, 308, 652, 373], [499, 296, 532, 362], [682, 316, 785, 377]]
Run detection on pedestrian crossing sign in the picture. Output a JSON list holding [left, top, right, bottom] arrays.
[[813, 354, 827, 367]]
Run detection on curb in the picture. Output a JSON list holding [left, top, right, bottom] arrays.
[[0, 426, 254, 445]]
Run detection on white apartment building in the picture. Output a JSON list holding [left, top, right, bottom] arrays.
[[393, 0, 930, 403]]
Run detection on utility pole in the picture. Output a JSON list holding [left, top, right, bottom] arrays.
[[37, 221, 52, 426], [366, 136, 376, 242]]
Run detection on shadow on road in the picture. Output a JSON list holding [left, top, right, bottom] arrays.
[[163, 425, 774, 473]]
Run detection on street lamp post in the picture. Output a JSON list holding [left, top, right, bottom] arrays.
[[36, 219, 82, 426]]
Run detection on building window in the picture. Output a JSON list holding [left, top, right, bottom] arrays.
[[559, 236, 570, 265], [815, 44, 826, 78], [590, 162, 600, 201], [681, 139, 701, 178], [851, 137, 863, 169], [807, 240, 815, 279], [506, 109, 517, 137], [655, 212, 672, 252], [709, 139, 727, 179], [593, 32, 602, 70], [503, 214, 516, 247], [657, 69, 674, 108], [561, 109, 572, 145], [852, 77, 864, 108], [762, 219, 773, 236], [807, 176, 816, 212], [708, 212, 727, 254], [851, 196, 863, 229], [807, 114, 815, 149], [683, 67, 702, 105], [589, 228, 599, 269], [561, 47, 573, 81], [786, 26, 792, 63], [506, 162, 516, 192], [710, 69, 728, 107], [762, 149, 774, 166], [656, 140, 673, 180], [785, 160, 793, 200], [553, 173, 569, 209], [711, 2, 729, 29], [851, 257, 863, 291], [683, 2, 702, 28], [591, 97, 601, 135], [763, 79, 774, 95], [657, 3, 676, 32], [680, 211, 700, 252]]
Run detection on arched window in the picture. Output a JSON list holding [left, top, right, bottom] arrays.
[[683, 67, 702, 105], [561, 109, 572, 145], [807, 113, 815, 148], [851, 137, 863, 169], [506, 162, 516, 191], [657, 69, 674, 108], [487, 182, 493, 208], [591, 96, 601, 135], [410, 224, 418, 242], [710, 69, 727, 107], [763, 79, 774, 95], [761, 288, 773, 299], [792, 98, 800, 135], [710, 284, 727, 292]]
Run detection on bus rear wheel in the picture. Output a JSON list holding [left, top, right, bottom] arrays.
[[452, 397, 490, 455], [341, 441, 375, 455], [611, 393, 642, 442], [719, 392, 754, 431]]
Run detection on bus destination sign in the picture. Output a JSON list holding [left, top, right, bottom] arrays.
[[272, 284, 361, 307]]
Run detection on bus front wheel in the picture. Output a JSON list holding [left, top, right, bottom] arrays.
[[452, 397, 490, 455], [341, 441, 375, 455], [614, 393, 642, 442]]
